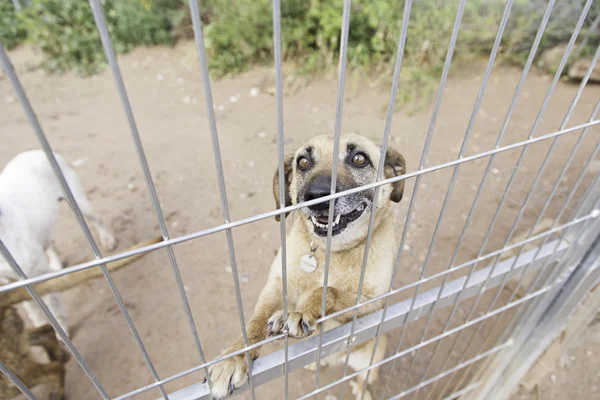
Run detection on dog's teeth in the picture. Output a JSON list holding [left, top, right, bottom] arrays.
[[334, 214, 341, 225], [311, 216, 317, 225]]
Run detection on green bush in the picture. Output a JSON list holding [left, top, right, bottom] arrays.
[[200, 0, 599, 109], [0, 1, 27, 50], [110, 0, 186, 53], [19, 0, 185, 74], [2, 0, 598, 108]]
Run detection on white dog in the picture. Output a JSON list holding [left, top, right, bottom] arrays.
[[0, 150, 116, 338]]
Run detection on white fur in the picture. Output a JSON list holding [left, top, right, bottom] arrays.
[[0, 150, 116, 338]]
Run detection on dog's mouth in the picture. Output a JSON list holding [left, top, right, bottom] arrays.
[[308, 201, 369, 236]]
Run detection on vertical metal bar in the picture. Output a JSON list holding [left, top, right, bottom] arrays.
[[451, 102, 600, 399], [314, 0, 352, 395], [576, 13, 600, 58], [0, 42, 164, 399], [333, 0, 414, 398], [360, 0, 464, 396], [396, 0, 515, 394], [498, 140, 600, 345], [386, 341, 512, 400], [444, 27, 597, 395], [0, 359, 37, 400], [186, 1, 256, 398], [461, 186, 600, 400], [272, 0, 289, 398], [379, 1, 515, 397], [420, 1, 559, 396], [0, 240, 110, 399], [485, 45, 600, 313], [455, 94, 600, 398], [444, 173, 600, 400], [471, 207, 600, 400], [430, 1, 593, 395], [374, 0, 472, 394], [85, 0, 213, 390], [11, 0, 21, 12]]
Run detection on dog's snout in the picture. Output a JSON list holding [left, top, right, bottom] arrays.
[[304, 175, 332, 211]]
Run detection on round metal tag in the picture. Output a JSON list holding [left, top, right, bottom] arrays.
[[300, 254, 318, 273]]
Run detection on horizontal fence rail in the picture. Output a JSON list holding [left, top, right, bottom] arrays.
[[151, 236, 575, 400]]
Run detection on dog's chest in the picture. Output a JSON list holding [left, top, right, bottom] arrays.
[[286, 246, 378, 305]]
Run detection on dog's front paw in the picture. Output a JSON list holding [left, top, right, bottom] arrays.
[[267, 310, 316, 339], [207, 351, 250, 399], [285, 311, 316, 339], [101, 234, 117, 251], [99, 230, 117, 251], [350, 380, 373, 400], [266, 310, 285, 337]]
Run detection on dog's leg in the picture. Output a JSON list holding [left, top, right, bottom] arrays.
[[19, 255, 70, 339], [23, 293, 70, 340], [208, 277, 282, 399], [348, 335, 387, 400], [28, 324, 71, 363], [46, 246, 63, 271], [85, 212, 117, 252], [268, 287, 380, 339], [22, 361, 66, 400], [304, 318, 342, 372], [63, 165, 116, 251]]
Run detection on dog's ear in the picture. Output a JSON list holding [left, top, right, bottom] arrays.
[[273, 155, 295, 221], [384, 148, 406, 203]]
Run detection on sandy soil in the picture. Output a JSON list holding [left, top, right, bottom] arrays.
[[510, 317, 600, 400], [2, 43, 600, 400]]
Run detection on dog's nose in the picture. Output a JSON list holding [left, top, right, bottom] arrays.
[[304, 175, 333, 211]]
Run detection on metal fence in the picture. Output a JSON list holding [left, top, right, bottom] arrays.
[[1, 0, 600, 399]]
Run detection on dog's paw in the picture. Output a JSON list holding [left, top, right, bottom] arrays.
[[266, 310, 285, 337], [350, 380, 373, 400], [54, 344, 71, 364], [267, 310, 316, 339], [285, 311, 316, 339], [99, 231, 117, 251], [303, 359, 330, 372], [207, 352, 250, 399]]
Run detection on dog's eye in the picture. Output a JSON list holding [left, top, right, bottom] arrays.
[[351, 153, 368, 167], [297, 156, 311, 170]]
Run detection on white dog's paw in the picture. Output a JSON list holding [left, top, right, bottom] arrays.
[[304, 359, 330, 372], [99, 230, 117, 251], [267, 310, 316, 339], [207, 352, 250, 399], [350, 380, 373, 400]]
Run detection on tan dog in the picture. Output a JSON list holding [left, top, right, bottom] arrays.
[[0, 237, 161, 400], [208, 134, 406, 399]]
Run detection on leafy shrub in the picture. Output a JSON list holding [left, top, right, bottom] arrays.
[[4, 0, 598, 108], [200, 0, 599, 108], [20, 0, 185, 74], [109, 0, 186, 53], [0, 0, 27, 50]]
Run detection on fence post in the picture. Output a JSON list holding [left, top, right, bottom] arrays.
[[467, 179, 600, 400]]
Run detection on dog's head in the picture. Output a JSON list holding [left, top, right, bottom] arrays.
[[273, 134, 406, 249]]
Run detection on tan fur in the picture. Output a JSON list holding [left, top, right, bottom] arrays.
[[0, 237, 162, 400], [208, 134, 406, 399]]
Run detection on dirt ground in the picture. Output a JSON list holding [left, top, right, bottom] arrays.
[[510, 316, 600, 400], [2, 42, 600, 400]]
